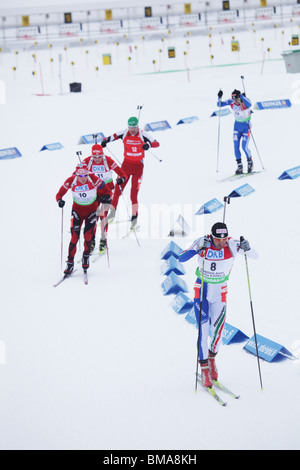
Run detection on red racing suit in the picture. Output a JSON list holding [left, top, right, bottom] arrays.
[[82, 154, 127, 236], [56, 173, 112, 259], [103, 129, 160, 217]]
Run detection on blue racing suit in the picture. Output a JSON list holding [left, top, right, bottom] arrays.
[[218, 95, 252, 161]]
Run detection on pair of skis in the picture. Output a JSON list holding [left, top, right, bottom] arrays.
[[53, 268, 88, 287], [196, 375, 240, 407], [217, 169, 265, 183]]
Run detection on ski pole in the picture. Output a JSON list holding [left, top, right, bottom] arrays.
[[195, 248, 206, 392], [119, 185, 140, 247], [60, 207, 64, 270], [76, 151, 82, 164], [148, 149, 162, 163], [223, 196, 230, 223], [240, 75, 246, 95], [216, 97, 222, 173], [137, 104, 144, 123], [240, 75, 265, 170], [104, 144, 122, 166], [99, 208, 110, 267], [240, 236, 264, 391]]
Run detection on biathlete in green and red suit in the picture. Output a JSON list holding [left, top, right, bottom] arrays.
[[101, 116, 160, 230]]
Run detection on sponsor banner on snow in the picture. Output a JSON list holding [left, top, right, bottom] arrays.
[[195, 198, 224, 215], [40, 142, 64, 151], [228, 183, 255, 198], [78, 133, 105, 145], [278, 165, 300, 180], [161, 255, 186, 276], [161, 241, 183, 260], [243, 334, 297, 362], [0, 147, 22, 160], [222, 323, 249, 345], [177, 116, 199, 125], [161, 271, 189, 296], [144, 120, 171, 131], [210, 108, 231, 117], [170, 292, 193, 314], [254, 99, 292, 110]]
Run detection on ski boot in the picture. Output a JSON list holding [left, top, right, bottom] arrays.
[[235, 159, 243, 175], [82, 252, 90, 270], [208, 351, 218, 381], [99, 238, 107, 254], [130, 214, 138, 230], [247, 157, 253, 173], [200, 361, 213, 388], [64, 258, 74, 275]]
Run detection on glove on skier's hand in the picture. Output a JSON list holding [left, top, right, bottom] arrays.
[[240, 238, 250, 252], [196, 236, 210, 252], [116, 177, 126, 185], [58, 199, 65, 208], [100, 194, 111, 204]]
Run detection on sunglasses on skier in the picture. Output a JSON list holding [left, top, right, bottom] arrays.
[[212, 236, 228, 241]]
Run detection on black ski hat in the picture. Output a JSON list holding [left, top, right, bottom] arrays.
[[211, 222, 228, 239], [232, 89, 241, 98]]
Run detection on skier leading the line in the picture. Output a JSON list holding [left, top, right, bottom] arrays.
[[179, 222, 258, 389], [217, 89, 253, 175], [101, 116, 160, 230], [56, 163, 112, 275]]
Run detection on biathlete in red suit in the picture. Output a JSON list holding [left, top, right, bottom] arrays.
[[82, 144, 127, 253], [101, 116, 160, 229], [56, 162, 112, 274]]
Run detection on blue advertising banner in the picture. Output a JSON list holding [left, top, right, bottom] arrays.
[[254, 99, 292, 110], [144, 120, 171, 131], [40, 142, 64, 151], [78, 133, 105, 145], [243, 334, 297, 362], [210, 108, 231, 117], [161, 241, 183, 260], [161, 271, 189, 296], [222, 323, 249, 345], [228, 183, 255, 198], [195, 198, 224, 215], [170, 292, 193, 314], [177, 116, 199, 125], [160, 255, 186, 276], [278, 165, 300, 180], [0, 147, 22, 160], [185, 307, 197, 326]]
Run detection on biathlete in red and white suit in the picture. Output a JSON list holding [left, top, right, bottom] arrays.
[[179, 222, 258, 388], [101, 116, 160, 229], [217, 89, 253, 175], [56, 163, 112, 274], [82, 144, 127, 253]]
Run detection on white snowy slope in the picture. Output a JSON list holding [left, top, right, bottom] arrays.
[[0, 24, 300, 451]]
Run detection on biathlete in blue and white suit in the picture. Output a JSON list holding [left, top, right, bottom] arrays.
[[217, 89, 253, 175], [179, 222, 258, 388]]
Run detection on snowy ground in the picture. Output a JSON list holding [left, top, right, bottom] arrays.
[[0, 23, 300, 450]]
